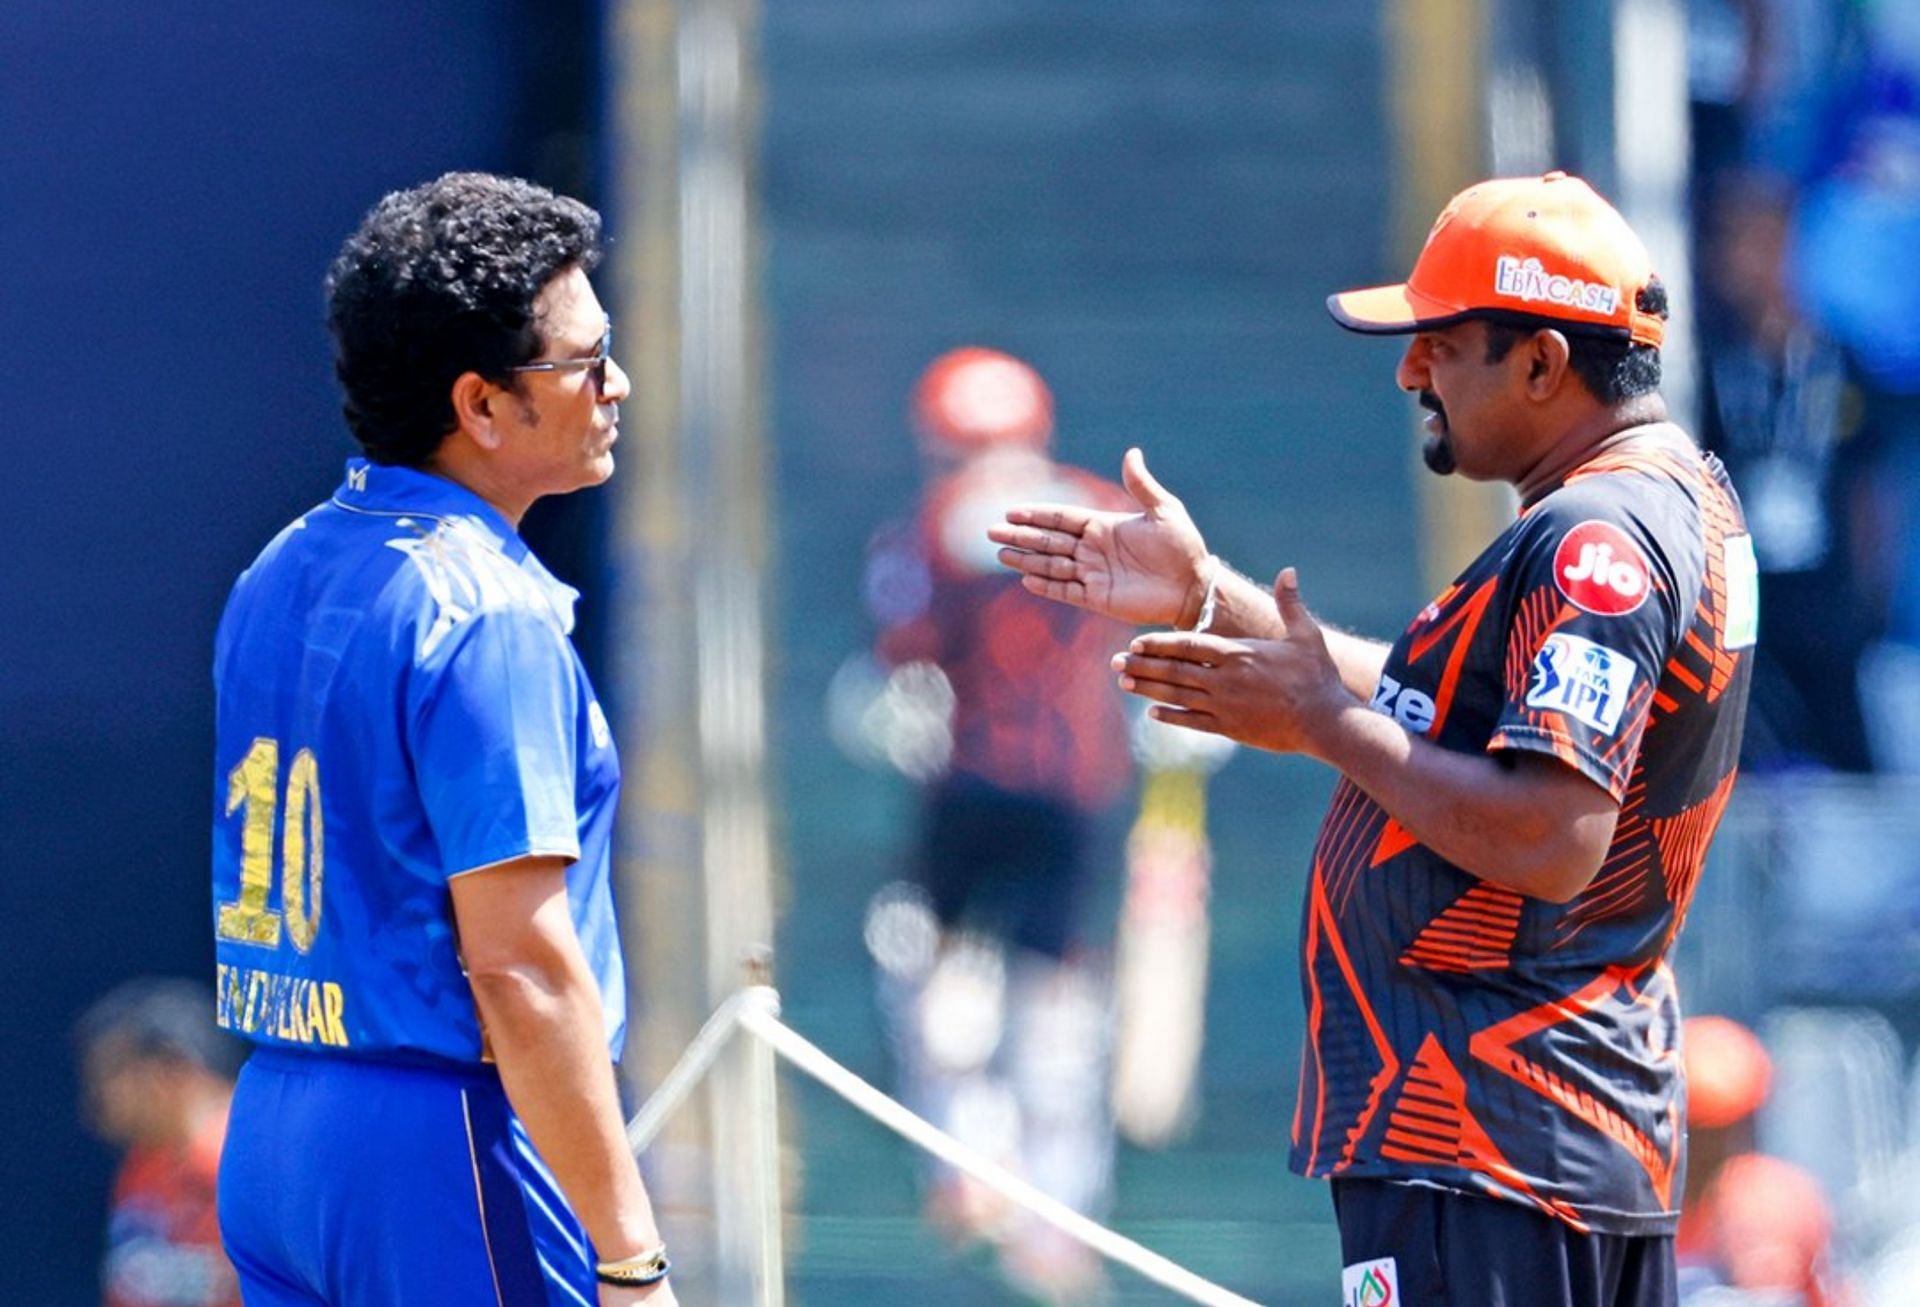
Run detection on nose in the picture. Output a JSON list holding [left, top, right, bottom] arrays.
[[601, 355, 632, 404], [1395, 336, 1431, 393]]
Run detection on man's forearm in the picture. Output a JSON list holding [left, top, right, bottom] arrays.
[[470, 958, 661, 1260], [1207, 563, 1389, 697], [1304, 700, 1616, 901]]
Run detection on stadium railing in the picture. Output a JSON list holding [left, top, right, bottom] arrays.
[[626, 985, 1263, 1307]]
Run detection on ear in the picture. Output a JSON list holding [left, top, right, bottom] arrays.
[[1525, 329, 1573, 400], [449, 372, 505, 452]]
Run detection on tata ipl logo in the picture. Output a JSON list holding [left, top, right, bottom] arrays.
[[1527, 631, 1637, 735], [1342, 1257, 1398, 1307]]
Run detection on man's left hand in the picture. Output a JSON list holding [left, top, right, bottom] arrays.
[[1112, 568, 1353, 756]]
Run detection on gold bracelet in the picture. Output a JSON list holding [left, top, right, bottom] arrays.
[[596, 1245, 670, 1287]]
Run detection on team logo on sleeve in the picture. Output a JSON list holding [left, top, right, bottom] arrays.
[[1527, 632, 1639, 735], [1553, 519, 1650, 615]]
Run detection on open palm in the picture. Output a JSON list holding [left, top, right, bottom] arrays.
[[989, 448, 1210, 626]]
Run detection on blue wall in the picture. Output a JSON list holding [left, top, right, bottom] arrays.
[[0, 4, 582, 1297]]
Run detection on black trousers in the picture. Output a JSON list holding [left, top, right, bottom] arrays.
[[917, 775, 1095, 959], [1331, 1179, 1677, 1307]]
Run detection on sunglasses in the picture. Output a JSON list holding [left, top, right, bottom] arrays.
[[507, 320, 614, 396]]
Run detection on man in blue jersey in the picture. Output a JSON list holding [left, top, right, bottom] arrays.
[[212, 173, 675, 1305]]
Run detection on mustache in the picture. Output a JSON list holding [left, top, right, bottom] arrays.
[[1418, 390, 1445, 418]]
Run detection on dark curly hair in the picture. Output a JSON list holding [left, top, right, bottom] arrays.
[[325, 172, 603, 466]]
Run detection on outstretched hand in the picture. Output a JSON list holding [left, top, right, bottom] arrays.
[[988, 447, 1210, 626], [1110, 568, 1353, 756]]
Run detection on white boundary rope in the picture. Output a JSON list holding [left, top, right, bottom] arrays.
[[629, 986, 1263, 1307], [625, 990, 750, 1153]]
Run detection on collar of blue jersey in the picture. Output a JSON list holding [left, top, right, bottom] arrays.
[[333, 458, 581, 634]]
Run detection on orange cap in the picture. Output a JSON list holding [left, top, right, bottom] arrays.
[[912, 347, 1053, 451], [1683, 1015, 1773, 1129], [1328, 172, 1667, 348]]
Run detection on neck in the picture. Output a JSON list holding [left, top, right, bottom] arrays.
[[1514, 392, 1670, 505], [423, 450, 531, 528]]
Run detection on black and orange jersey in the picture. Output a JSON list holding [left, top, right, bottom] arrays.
[[1290, 425, 1756, 1235], [866, 449, 1135, 812]]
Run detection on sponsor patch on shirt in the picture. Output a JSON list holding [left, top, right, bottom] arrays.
[[1553, 519, 1651, 616], [1722, 532, 1759, 651], [1527, 631, 1639, 735], [1343, 1255, 1399, 1307]]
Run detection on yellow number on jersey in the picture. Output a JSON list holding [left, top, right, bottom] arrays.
[[215, 738, 325, 953]]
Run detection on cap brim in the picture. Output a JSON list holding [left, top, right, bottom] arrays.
[[1325, 283, 1469, 335]]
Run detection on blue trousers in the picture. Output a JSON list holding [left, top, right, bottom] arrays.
[[218, 1050, 597, 1306]]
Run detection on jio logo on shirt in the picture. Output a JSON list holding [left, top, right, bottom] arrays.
[[1553, 519, 1650, 616]]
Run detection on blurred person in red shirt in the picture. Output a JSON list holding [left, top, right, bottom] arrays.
[[858, 347, 1136, 1302], [76, 978, 242, 1307], [1678, 1014, 1850, 1306]]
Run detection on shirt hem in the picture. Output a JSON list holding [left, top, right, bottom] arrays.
[[1294, 1154, 1679, 1236], [446, 846, 583, 879], [1487, 725, 1628, 802]]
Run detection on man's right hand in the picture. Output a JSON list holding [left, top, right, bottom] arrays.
[[600, 1280, 678, 1306], [988, 447, 1210, 626]]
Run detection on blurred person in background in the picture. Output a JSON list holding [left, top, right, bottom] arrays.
[[211, 173, 673, 1306], [1696, 174, 1873, 772], [1677, 1015, 1849, 1306], [75, 977, 243, 1307], [995, 173, 1757, 1306], [1787, 0, 1920, 773], [858, 347, 1136, 1303]]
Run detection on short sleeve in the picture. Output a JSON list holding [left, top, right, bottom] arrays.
[[1486, 486, 1690, 801], [407, 606, 583, 876]]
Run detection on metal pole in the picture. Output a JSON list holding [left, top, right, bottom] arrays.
[[1388, 0, 1514, 592], [606, 0, 776, 1294], [675, 0, 779, 1298], [741, 985, 786, 1307], [1612, 0, 1698, 433], [604, 0, 716, 1285]]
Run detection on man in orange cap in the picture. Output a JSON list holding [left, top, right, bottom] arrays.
[[991, 172, 1760, 1305]]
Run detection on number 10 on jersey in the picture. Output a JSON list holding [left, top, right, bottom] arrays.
[[217, 737, 324, 952]]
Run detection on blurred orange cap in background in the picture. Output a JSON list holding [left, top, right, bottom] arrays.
[[1684, 1015, 1774, 1129], [912, 347, 1054, 451]]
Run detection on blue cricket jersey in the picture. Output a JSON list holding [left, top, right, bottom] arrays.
[[211, 459, 626, 1064]]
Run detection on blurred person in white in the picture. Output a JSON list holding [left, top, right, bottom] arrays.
[[858, 347, 1138, 1303], [76, 978, 244, 1307]]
